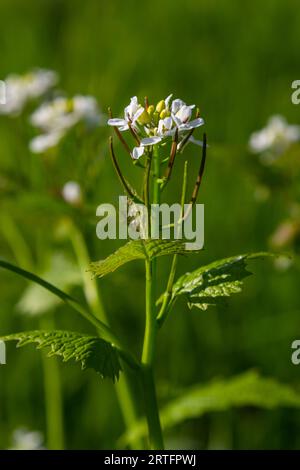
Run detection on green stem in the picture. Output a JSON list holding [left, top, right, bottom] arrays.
[[68, 222, 143, 449], [157, 160, 188, 327], [40, 314, 65, 450], [141, 146, 164, 450]]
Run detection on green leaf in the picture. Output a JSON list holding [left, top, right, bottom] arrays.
[[90, 239, 201, 279], [120, 370, 300, 445], [1, 330, 122, 381], [160, 252, 272, 311], [17, 253, 82, 316]]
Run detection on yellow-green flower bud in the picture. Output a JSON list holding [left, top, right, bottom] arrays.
[[137, 109, 151, 125], [147, 105, 155, 117], [160, 109, 170, 119], [153, 111, 160, 125], [156, 100, 165, 113]]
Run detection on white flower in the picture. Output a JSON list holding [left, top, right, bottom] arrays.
[[108, 94, 205, 159], [249, 115, 300, 161], [9, 428, 45, 450], [108, 96, 144, 131], [62, 181, 82, 205], [29, 95, 102, 153], [0, 69, 58, 116]]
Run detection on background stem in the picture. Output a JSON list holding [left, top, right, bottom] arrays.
[[40, 314, 64, 450], [0, 218, 65, 449]]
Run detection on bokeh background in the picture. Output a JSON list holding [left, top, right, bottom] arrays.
[[1, 0, 300, 450]]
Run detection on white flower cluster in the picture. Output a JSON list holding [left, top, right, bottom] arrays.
[[30, 95, 102, 153], [108, 95, 204, 159], [0, 69, 58, 115], [249, 115, 300, 163], [9, 428, 45, 450]]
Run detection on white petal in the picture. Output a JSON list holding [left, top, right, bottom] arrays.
[[132, 106, 144, 122], [107, 118, 127, 127], [132, 146, 145, 159], [171, 99, 185, 114], [165, 94, 173, 109], [171, 113, 182, 128], [141, 136, 162, 146], [176, 105, 192, 123], [184, 117, 204, 130]]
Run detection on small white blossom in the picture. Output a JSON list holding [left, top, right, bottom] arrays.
[[108, 96, 144, 131], [9, 428, 45, 450], [30, 95, 102, 153], [62, 181, 82, 205], [249, 115, 300, 162], [0, 69, 58, 116]]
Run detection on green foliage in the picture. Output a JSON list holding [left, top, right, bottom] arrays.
[[121, 370, 300, 445], [17, 253, 82, 316], [1, 330, 122, 381], [159, 252, 272, 311], [90, 239, 201, 279]]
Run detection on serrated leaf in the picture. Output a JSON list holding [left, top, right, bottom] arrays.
[[120, 370, 300, 445], [90, 239, 201, 279], [1, 330, 121, 381], [160, 252, 272, 311]]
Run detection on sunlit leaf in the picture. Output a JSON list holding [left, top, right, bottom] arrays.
[[90, 239, 201, 279], [159, 252, 272, 311]]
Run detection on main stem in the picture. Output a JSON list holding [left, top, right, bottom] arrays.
[[141, 147, 164, 450]]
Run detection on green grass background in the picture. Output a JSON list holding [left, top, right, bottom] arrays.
[[0, 0, 300, 449]]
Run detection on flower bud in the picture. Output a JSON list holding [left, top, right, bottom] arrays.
[[153, 111, 160, 125], [147, 105, 155, 116], [160, 109, 170, 119], [156, 100, 165, 113], [137, 109, 151, 125]]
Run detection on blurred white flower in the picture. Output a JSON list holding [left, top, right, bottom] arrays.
[[0, 69, 58, 116], [62, 181, 82, 205], [17, 253, 82, 316], [249, 115, 300, 163], [29, 95, 102, 153], [29, 131, 64, 153], [109, 94, 204, 160], [274, 255, 293, 272], [9, 428, 45, 450]]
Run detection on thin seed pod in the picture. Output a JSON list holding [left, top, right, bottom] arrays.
[[144, 96, 149, 111], [108, 107, 132, 156], [128, 122, 140, 146], [178, 128, 195, 153], [160, 129, 178, 190], [181, 133, 207, 223], [109, 137, 143, 203]]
